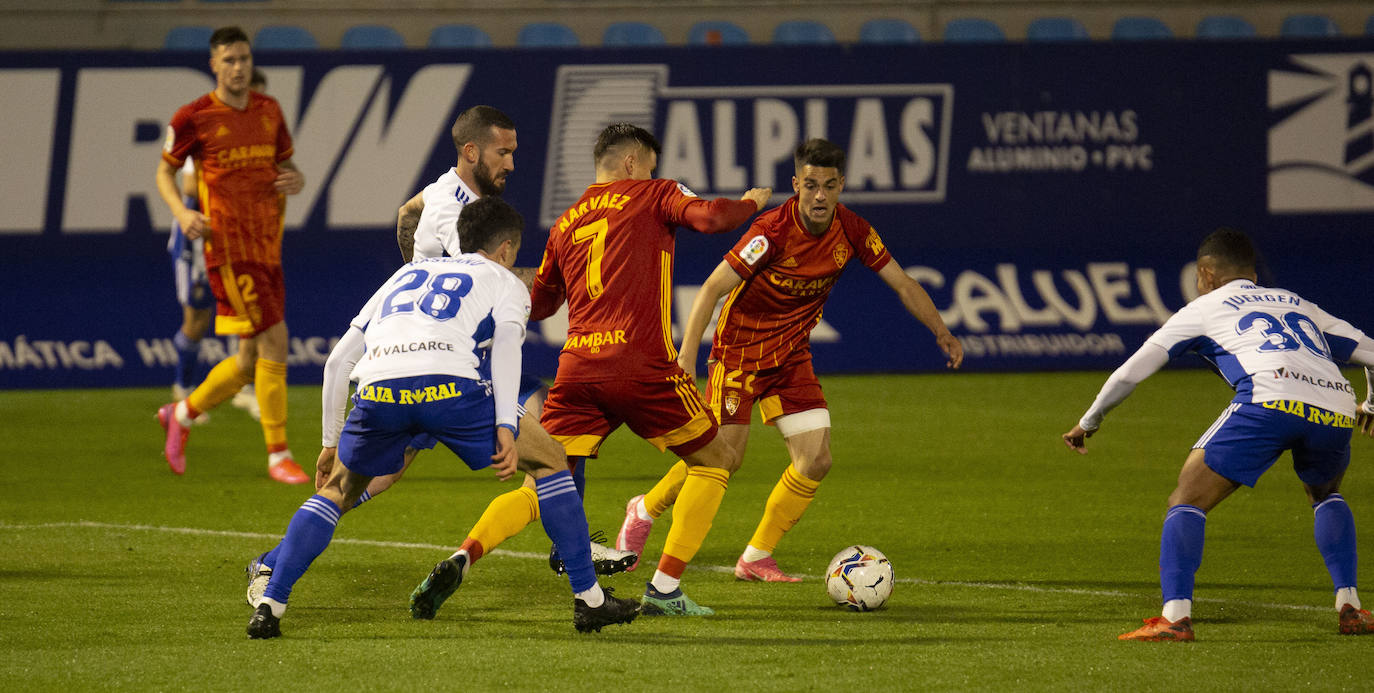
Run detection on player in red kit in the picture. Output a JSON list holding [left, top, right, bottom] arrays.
[[531, 122, 771, 615], [154, 26, 307, 484], [616, 138, 963, 581]]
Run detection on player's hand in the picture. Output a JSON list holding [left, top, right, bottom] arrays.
[[740, 187, 772, 210], [1062, 425, 1094, 454], [177, 208, 210, 240], [315, 447, 337, 490], [937, 332, 964, 369], [1358, 401, 1374, 438], [274, 167, 305, 195], [677, 352, 697, 382], [490, 427, 518, 481]]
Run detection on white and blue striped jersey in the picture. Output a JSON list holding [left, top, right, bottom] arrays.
[[348, 255, 530, 388], [412, 169, 479, 260], [1145, 279, 1366, 416]]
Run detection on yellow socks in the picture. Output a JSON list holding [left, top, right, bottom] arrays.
[[644, 460, 689, 519], [185, 355, 251, 419], [255, 358, 289, 453], [746, 464, 821, 555], [660, 466, 730, 576], [464, 486, 540, 563]]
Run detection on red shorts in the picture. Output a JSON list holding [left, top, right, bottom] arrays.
[[208, 261, 286, 337], [541, 371, 718, 458], [706, 355, 827, 427]]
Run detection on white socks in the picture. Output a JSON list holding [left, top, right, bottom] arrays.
[[261, 597, 286, 618], [575, 584, 605, 607], [1162, 599, 1191, 622], [1336, 587, 1361, 611], [635, 498, 653, 522], [740, 545, 770, 563], [650, 570, 680, 594]]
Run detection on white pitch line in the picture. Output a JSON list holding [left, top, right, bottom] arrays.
[[0, 521, 1329, 613]]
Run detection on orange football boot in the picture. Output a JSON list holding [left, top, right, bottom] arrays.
[[1119, 616, 1194, 642]]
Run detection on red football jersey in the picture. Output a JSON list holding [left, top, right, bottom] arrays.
[[162, 91, 294, 268], [712, 196, 891, 371], [532, 178, 753, 382]]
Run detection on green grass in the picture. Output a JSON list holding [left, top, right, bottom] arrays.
[[1, 371, 1371, 690]]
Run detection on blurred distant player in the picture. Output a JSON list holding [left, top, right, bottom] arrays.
[[1062, 227, 1374, 640], [616, 138, 962, 581], [168, 68, 268, 421], [245, 197, 639, 638], [530, 122, 771, 616], [154, 26, 308, 484]]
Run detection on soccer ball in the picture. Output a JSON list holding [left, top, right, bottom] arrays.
[[825, 545, 894, 611]]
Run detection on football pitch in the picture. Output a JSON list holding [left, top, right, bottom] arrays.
[[2, 371, 1370, 691]]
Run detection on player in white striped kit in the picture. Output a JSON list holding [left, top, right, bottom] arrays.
[[1063, 227, 1374, 640], [244, 197, 638, 638]]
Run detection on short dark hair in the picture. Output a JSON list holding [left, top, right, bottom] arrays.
[[594, 122, 661, 163], [1197, 226, 1257, 271], [250, 68, 267, 90], [209, 26, 250, 51], [456, 196, 524, 255], [794, 138, 847, 175], [451, 105, 516, 151]]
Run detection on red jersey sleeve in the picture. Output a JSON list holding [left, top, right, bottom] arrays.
[[842, 207, 892, 272], [723, 223, 776, 280], [657, 180, 759, 234], [269, 98, 294, 162], [529, 241, 565, 321], [161, 102, 199, 168]]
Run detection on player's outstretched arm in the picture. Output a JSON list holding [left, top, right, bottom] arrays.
[[1064, 343, 1170, 453], [1061, 425, 1094, 454], [876, 260, 962, 368], [678, 261, 743, 380], [396, 192, 424, 263], [678, 187, 772, 234]]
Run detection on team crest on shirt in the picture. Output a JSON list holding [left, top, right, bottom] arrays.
[[832, 244, 850, 267], [724, 391, 740, 416], [676, 182, 698, 198], [739, 236, 769, 266], [261, 116, 274, 134]]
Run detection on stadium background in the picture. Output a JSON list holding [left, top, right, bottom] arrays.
[[2, 1, 1372, 388]]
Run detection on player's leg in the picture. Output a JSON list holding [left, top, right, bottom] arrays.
[[620, 361, 753, 569], [157, 263, 256, 472], [1295, 420, 1371, 634], [736, 418, 830, 583], [514, 423, 639, 632], [247, 451, 379, 638], [1121, 448, 1234, 642]]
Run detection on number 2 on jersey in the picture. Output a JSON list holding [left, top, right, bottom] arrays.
[[571, 218, 608, 300]]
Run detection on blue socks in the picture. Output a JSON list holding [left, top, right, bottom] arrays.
[[536, 471, 596, 594], [569, 456, 588, 499], [1160, 504, 1207, 602], [262, 495, 341, 604], [1314, 493, 1358, 591], [172, 329, 200, 390]]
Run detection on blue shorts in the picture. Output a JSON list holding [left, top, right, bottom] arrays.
[[169, 197, 213, 311], [407, 374, 544, 452], [338, 375, 505, 477], [1194, 400, 1353, 487]]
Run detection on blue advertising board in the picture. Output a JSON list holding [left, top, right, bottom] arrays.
[[1, 39, 1371, 388]]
